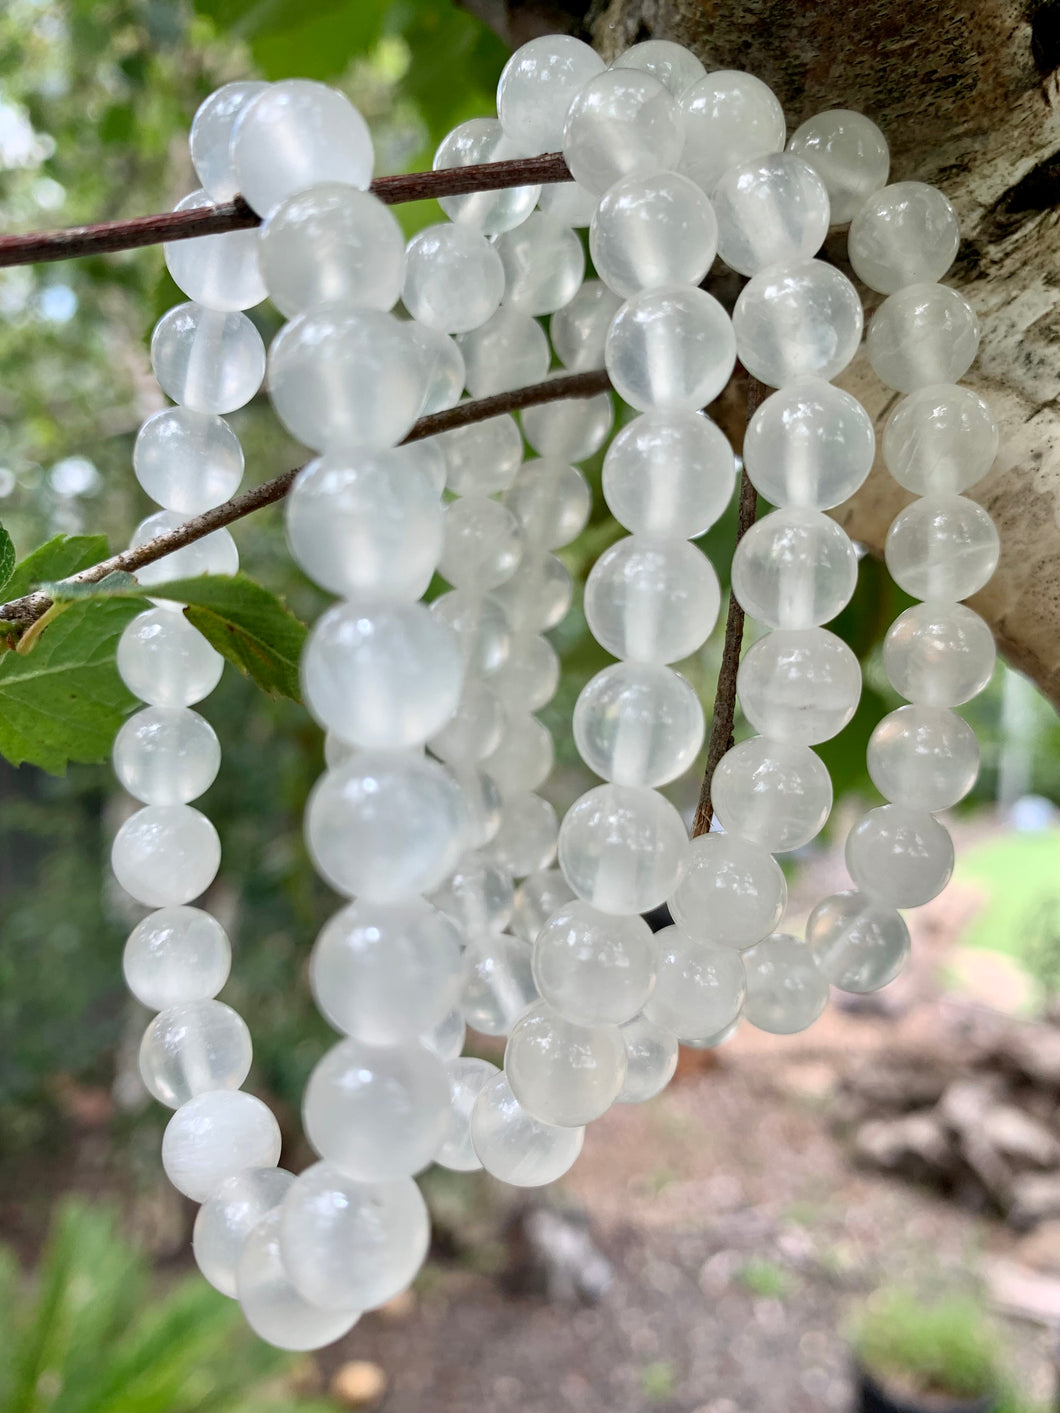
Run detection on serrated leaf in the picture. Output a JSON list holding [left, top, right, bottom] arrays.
[[0, 523, 14, 595], [3, 534, 109, 601]]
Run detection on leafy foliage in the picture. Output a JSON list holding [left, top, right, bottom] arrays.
[[0, 523, 15, 594]]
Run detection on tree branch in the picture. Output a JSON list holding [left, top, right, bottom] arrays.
[[0, 154, 573, 268], [691, 374, 766, 840], [0, 368, 612, 630]]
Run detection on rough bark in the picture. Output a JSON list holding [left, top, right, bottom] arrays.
[[464, 0, 1060, 705]]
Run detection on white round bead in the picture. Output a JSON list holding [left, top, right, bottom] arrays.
[[236, 1210, 360, 1351], [430, 851, 514, 934], [713, 153, 830, 277], [786, 109, 889, 225], [504, 460, 592, 549], [679, 70, 785, 193], [867, 704, 979, 811], [884, 494, 999, 601], [589, 170, 717, 297], [867, 284, 980, 392], [470, 1071, 584, 1186], [497, 36, 606, 156], [457, 307, 551, 397], [505, 1001, 626, 1125], [189, 81, 268, 201], [644, 924, 747, 1041], [742, 933, 829, 1034], [437, 1057, 502, 1171], [616, 1014, 679, 1102], [882, 384, 998, 495], [668, 832, 787, 950], [488, 793, 559, 878], [563, 69, 682, 195], [807, 890, 910, 993], [437, 412, 522, 496], [584, 535, 721, 664], [603, 410, 735, 537], [117, 609, 223, 708], [488, 635, 561, 713], [434, 117, 540, 233], [848, 181, 959, 293], [612, 40, 706, 97], [421, 1008, 467, 1062], [737, 627, 861, 744], [131, 511, 238, 589], [140, 999, 252, 1109], [743, 378, 875, 510], [134, 408, 243, 515], [537, 177, 599, 226], [496, 213, 585, 315], [440, 497, 524, 591], [164, 190, 266, 312], [193, 1167, 294, 1297], [573, 662, 704, 786], [605, 285, 736, 411], [431, 590, 510, 675], [113, 706, 220, 804], [151, 304, 265, 414], [511, 868, 577, 944], [403, 223, 505, 334], [491, 552, 573, 633], [111, 804, 221, 908], [428, 679, 505, 766], [123, 905, 231, 1011], [162, 1090, 281, 1202], [883, 601, 995, 706], [483, 712, 553, 799], [454, 765, 504, 850], [733, 260, 863, 387], [558, 783, 688, 915], [520, 390, 614, 463], [846, 804, 954, 907], [533, 900, 657, 1025], [408, 328, 465, 417], [551, 280, 623, 371], [712, 737, 833, 852], [732, 507, 858, 628], [461, 931, 538, 1037]]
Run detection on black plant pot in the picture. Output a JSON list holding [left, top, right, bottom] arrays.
[[856, 1364, 998, 1413]]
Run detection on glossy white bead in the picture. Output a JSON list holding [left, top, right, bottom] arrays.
[[589, 171, 717, 297], [140, 999, 252, 1108], [461, 931, 538, 1036], [111, 805, 221, 908], [742, 933, 829, 1034], [455, 765, 504, 850], [437, 1057, 502, 1171], [117, 609, 223, 708], [483, 713, 554, 799], [497, 35, 606, 156], [882, 384, 999, 495], [438, 413, 523, 497], [537, 176, 599, 226], [848, 182, 959, 294], [403, 223, 504, 334], [421, 1008, 467, 1062], [584, 535, 721, 664], [189, 81, 268, 201], [533, 900, 657, 1025], [505, 461, 592, 551], [236, 1210, 360, 1351], [431, 590, 510, 675], [807, 890, 910, 993], [457, 307, 551, 397], [563, 69, 682, 195], [883, 602, 996, 706], [713, 154, 830, 277], [409, 327, 465, 417], [733, 260, 863, 387], [505, 1001, 626, 1125], [550, 280, 622, 371], [867, 284, 980, 392], [679, 70, 785, 193], [558, 783, 688, 915], [430, 851, 514, 935], [520, 391, 614, 463], [133, 408, 243, 515], [884, 494, 999, 601], [491, 553, 572, 633], [732, 507, 858, 628], [846, 804, 954, 907], [164, 190, 266, 312], [644, 925, 747, 1041], [193, 1167, 294, 1297], [113, 707, 220, 805], [132, 511, 239, 589], [712, 737, 832, 852], [162, 1090, 281, 1202], [787, 109, 889, 224], [743, 379, 875, 510], [605, 285, 736, 411], [488, 793, 559, 878], [603, 410, 735, 537], [428, 679, 505, 766], [867, 704, 979, 811], [668, 831, 787, 950], [612, 40, 706, 97], [617, 1014, 679, 1102], [152, 304, 265, 414], [470, 1071, 585, 1186], [737, 627, 861, 744], [440, 497, 524, 592], [497, 213, 585, 315], [434, 117, 540, 233], [511, 868, 577, 944], [573, 662, 704, 786], [123, 905, 231, 1011]]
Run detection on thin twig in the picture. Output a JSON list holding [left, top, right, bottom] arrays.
[[691, 374, 767, 840], [0, 154, 572, 269], [0, 368, 612, 630]]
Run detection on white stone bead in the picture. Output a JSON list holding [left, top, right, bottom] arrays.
[[504, 460, 592, 549], [679, 70, 785, 194], [123, 905, 231, 1011], [520, 391, 614, 463], [259, 184, 405, 317], [232, 80, 373, 217], [440, 497, 524, 591], [867, 704, 979, 811], [737, 627, 861, 744], [533, 899, 657, 1026], [845, 803, 954, 907], [470, 1071, 584, 1186], [537, 178, 599, 226], [883, 601, 995, 706], [711, 737, 832, 852], [403, 224, 504, 334], [236, 1210, 360, 1351], [428, 679, 505, 766], [643, 925, 747, 1041], [164, 190, 266, 312], [437, 411, 522, 496], [454, 765, 504, 850], [152, 304, 265, 413], [140, 999, 252, 1108], [437, 1058, 502, 1171], [668, 831, 786, 950], [848, 181, 959, 293], [786, 109, 889, 225], [408, 327, 465, 416], [505, 1001, 626, 1125], [550, 280, 623, 371], [431, 590, 511, 675], [111, 804, 221, 908], [189, 81, 268, 201], [573, 662, 704, 786], [117, 609, 223, 707], [605, 285, 736, 411], [584, 535, 721, 663], [421, 1008, 467, 1062], [742, 933, 829, 1034], [134, 408, 243, 515], [430, 851, 514, 935], [733, 260, 863, 387], [743, 378, 875, 510], [612, 40, 706, 97], [558, 783, 688, 915], [491, 553, 572, 633], [489, 635, 561, 713], [713, 153, 830, 277], [807, 890, 910, 993], [461, 931, 538, 1036], [731, 507, 858, 628], [616, 1013, 679, 1102], [497, 213, 585, 315], [882, 384, 998, 495], [132, 511, 239, 589], [563, 69, 683, 195], [497, 35, 606, 156], [457, 307, 551, 397], [603, 410, 735, 537], [434, 117, 540, 233], [589, 171, 717, 298], [511, 868, 577, 944], [193, 1167, 294, 1297], [162, 1090, 281, 1202], [487, 793, 559, 879], [884, 494, 999, 601], [867, 284, 980, 392], [113, 706, 220, 805]]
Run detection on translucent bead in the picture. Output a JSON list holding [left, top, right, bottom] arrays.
[[488, 793, 559, 878], [848, 182, 959, 294], [731, 507, 858, 628], [164, 190, 266, 312], [558, 783, 688, 915], [867, 284, 980, 393], [682, 1019, 739, 1050], [231, 80, 373, 217], [403, 224, 505, 334], [742, 933, 829, 1034], [605, 285, 736, 411], [537, 178, 598, 226], [603, 410, 735, 538], [113, 707, 220, 805], [846, 804, 954, 907], [668, 832, 786, 950], [511, 868, 577, 944], [162, 1090, 281, 1202], [884, 495, 999, 601], [461, 931, 538, 1036], [882, 384, 998, 495], [867, 704, 979, 811], [268, 303, 424, 451], [123, 905, 231, 1011], [505, 1001, 627, 1125], [470, 1072, 585, 1185], [550, 280, 622, 371], [616, 1014, 679, 1102], [408, 327, 465, 416], [189, 81, 269, 201], [644, 925, 747, 1041], [711, 737, 832, 852], [259, 184, 405, 318], [117, 609, 223, 707], [589, 171, 717, 297], [883, 602, 995, 706], [111, 805, 221, 908], [421, 1008, 467, 1062], [430, 851, 514, 934], [285, 450, 442, 601], [482, 713, 553, 799], [439, 498, 524, 593], [151, 304, 265, 414], [533, 899, 656, 1025], [280, 1162, 429, 1310], [612, 39, 706, 97], [457, 307, 550, 397], [497, 213, 585, 315], [584, 535, 721, 664], [434, 117, 540, 233], [713, 154, 830, 277], [133, 408, 243, 515], [573, 662, 704, 787], [807, 890, 910, 993], [140, 999, 252, 1109], [305, 752, 463, 901], [438, 413, 523, 497], [437, 1057, 501, 1171], [561, 64, 683, 193], [193, 1167, 294, 1297], [497, 35, 606, 156], [455, 765, 504, 850], [303, 1037, 450, 1182], [236, 1210, 360, 1351], [302, 601, 461, 750], [743, 378, 875, 510], [737, 627, 861, 744], [520, 392, 614, 464], [491, 553, 573, 633], [679, 71, 786, 194], [132, 512, 239, 590], [786, 109, 890, 225], [489, 635, 560, 713], [428, 679, 504, 766], [431, 591, 510, 675], [398, 435, 451, 493], [733, 260, 863, 387], [310, 901, 463, 1045]]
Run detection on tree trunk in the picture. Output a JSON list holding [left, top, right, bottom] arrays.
[[462, 0, 1060, 706]]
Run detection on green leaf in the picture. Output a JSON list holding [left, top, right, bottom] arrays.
[[2, 534, 109, 601], [251, 1, 387, 79], [0, 522, 14, 595]]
